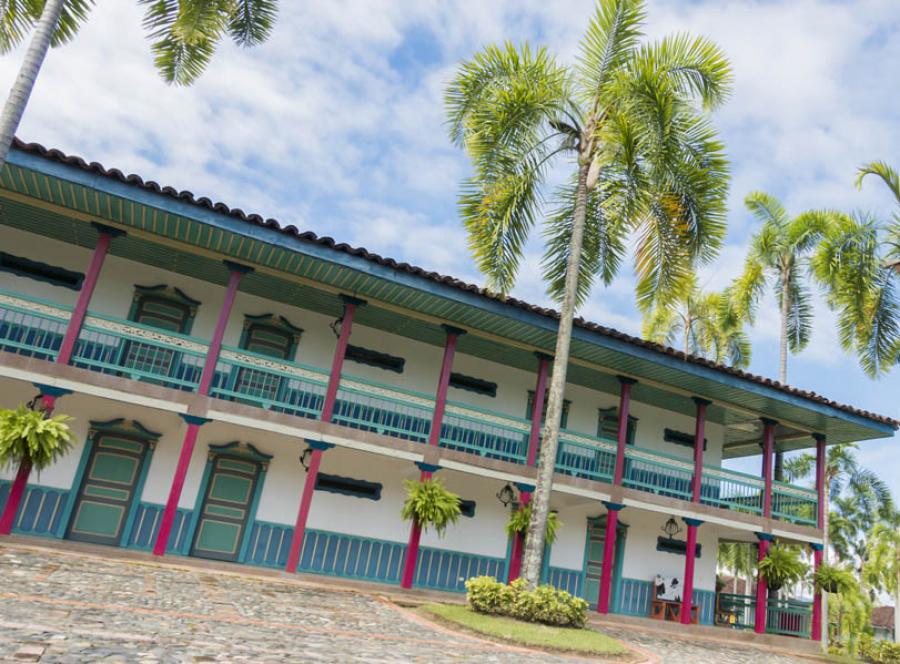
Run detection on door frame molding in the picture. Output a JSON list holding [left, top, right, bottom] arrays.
[[61, 418, 161, 544], [184, 441, 272, 563], [581, 514, 629, 610]]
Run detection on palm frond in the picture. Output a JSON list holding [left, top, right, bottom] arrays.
[[228, 0, 277, 47], [780, 269, 813, 353], [745, 190, 789, 230], [577, 0, 644, 102], [856, 160, 900, 207]]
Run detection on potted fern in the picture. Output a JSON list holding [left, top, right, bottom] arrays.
[[757, 544, 808, 592], [401, 478, 461, 536], [506, 504, 561, 545], [0, 404, 73, 534], [813, 562, 856, 594]]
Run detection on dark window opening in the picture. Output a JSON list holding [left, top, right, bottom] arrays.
[[345, 345, 405, 373], [656, 536, 702, 558], [459, 499, 476, 518], [314, 473, 382, 500], [449, 373, 496, 397], [0, 252, 84, 290], [526, 390, 570, 429], [240, 314, 303, 361], [663, 428, 707, 451], [598, 408, 638, 445]]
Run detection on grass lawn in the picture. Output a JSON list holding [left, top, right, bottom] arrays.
[[421, 603, 628, 656]]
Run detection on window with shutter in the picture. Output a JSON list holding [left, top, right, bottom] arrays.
[[597, 407, 638, 444], [525, 390, 570, 429]]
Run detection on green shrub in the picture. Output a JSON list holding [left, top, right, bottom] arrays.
[[757, 544, 808, 591], [505, 505, 561, 545], [859, 634, 900, 664], [464, 576, 587, 628], [0, 405, 73, 470], [813, 562, 857, 594], [400, 478, 461, 535]]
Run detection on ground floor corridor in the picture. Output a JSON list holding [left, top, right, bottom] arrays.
[[0, 540, 818, 663]]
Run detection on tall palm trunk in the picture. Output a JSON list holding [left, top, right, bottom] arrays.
[[521, 158, 591, 588], [774, 267, 791, 481], [0, 0, 64, 170], [894, 550, 899, 644]]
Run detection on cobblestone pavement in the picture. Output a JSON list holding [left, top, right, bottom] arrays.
[[0, 543, 814, 663]]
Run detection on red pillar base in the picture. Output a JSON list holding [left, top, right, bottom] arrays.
[[597, 504, 621, 614], [0, 461, 32, 535], [401, 520, 422, 589], [507, 532, 525, 583], [153, 422, 201, 556], [811, 546, 824, 641], [754, 538, 771, 634]]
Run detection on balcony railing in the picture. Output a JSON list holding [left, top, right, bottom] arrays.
[[0, 288, 819, 527]]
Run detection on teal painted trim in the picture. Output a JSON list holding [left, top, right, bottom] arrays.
[[180, 414, 212, 426], [90, 222, 126, 239], [602, 501, 626, 511], [501, 530, 513, 582], [238, 462, 267, 563], [683, 517, 704, 527], [513, 482, 534, 493], [56, 436, 94, 537], [539, 542, 550, 584], [306, 440, 335, 451], [809, 542, 824, 551], [33, 384, 73, 398], [12, 148, 886, 435], [0, 481, 70, 537], [119, 440, 155, 548], [756, 532, 776, 542], [546, 567, 582, 596], [184, 455, 216, 554], [125, 502, 192, 553], [415, 462, 441, 474], [611, 519, 627, 612]]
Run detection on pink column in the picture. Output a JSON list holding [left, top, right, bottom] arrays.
[[812, 433, 826, 641], [284, 296, 364, 572], [612, 377, 636, 485], [508, 354, 550, 582], [597, 502, 623, 613], [755, 535, 773, 634], [400, 326, 464, 589], [56, 224, 124, 365], [153, 262, 250, 556], [680, 518, 703, 624], [285, 441, 335, 572], [761, 418, 776, 518]]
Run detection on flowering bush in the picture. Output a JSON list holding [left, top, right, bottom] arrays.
[[465, 576, 588, 628]]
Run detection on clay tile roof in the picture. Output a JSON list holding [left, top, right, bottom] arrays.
[[10, 138, 900, 431]]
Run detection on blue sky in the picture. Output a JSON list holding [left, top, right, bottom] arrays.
[[1, 1, 898, 493]]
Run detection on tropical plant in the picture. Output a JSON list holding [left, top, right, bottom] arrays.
[[717, 541, 756, 593], [863, 516, 900, 643], [446, 0, 731, 587], [0, 0, 279, 169], [813, 562, 857, 595], [0, 403, 73, 535], [465, 576, 588, 628], [814, 161, 900, 377], [400, 478, 461, 536], [829, 580, 874, 655], [642, 276, 751, 367], [506, 505, 561, 545], [757, 544, 808, 591]]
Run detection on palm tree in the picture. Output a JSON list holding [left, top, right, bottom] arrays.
[[642, 276, 751, 368], [814, 162, 900, 377], [0, 0, 278, 169], [446, 0, 731, 586], [717, 540, 756, 594], [728, 192, 831, 477], [864, 513, 900, 643]]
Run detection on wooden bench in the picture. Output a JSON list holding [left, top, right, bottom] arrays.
[[651, 599, 699, 624]]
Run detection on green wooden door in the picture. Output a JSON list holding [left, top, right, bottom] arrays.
[[584, 518, 606, 608], [67, 436, 148, 545], [190, 456, 260, 562]]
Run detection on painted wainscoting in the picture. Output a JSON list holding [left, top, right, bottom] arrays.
[[616, 577, 716, 625], [0, 481, 70, 538], [125, 502, 193, 555], [243, 520, 506, 592], [546, 566, 583, 597]]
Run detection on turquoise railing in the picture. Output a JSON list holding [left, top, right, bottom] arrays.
[[772, 481, 818, 526], [556, 431, 616, 483], [766, 597, 812, 637], [623, 446, 694, 500], [210, 347, 328, 420], [717, 592, 756, 630], [701, 465, 765, 515], [0, 287, 821, 528]]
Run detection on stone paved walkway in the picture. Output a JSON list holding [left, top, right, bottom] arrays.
[[0, 542, 816, 663]]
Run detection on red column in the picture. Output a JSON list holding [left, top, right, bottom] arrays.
[[761, 418, 776, 518], [56, 224, 124, 365], [812, 433, 826, 642], [755, 534, 773, 633], [153, 262, 250, 556], [400, 326, 464, 589], [691, 398, 710, 502], [508, 354, 550, 582], [612, 377, 636, 485], [597, 502, 623, 613], [680, 518, 703, 623], [284, 296, 364, 572]]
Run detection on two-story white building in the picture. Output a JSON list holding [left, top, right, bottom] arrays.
[[0, 139, 895, 642]]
